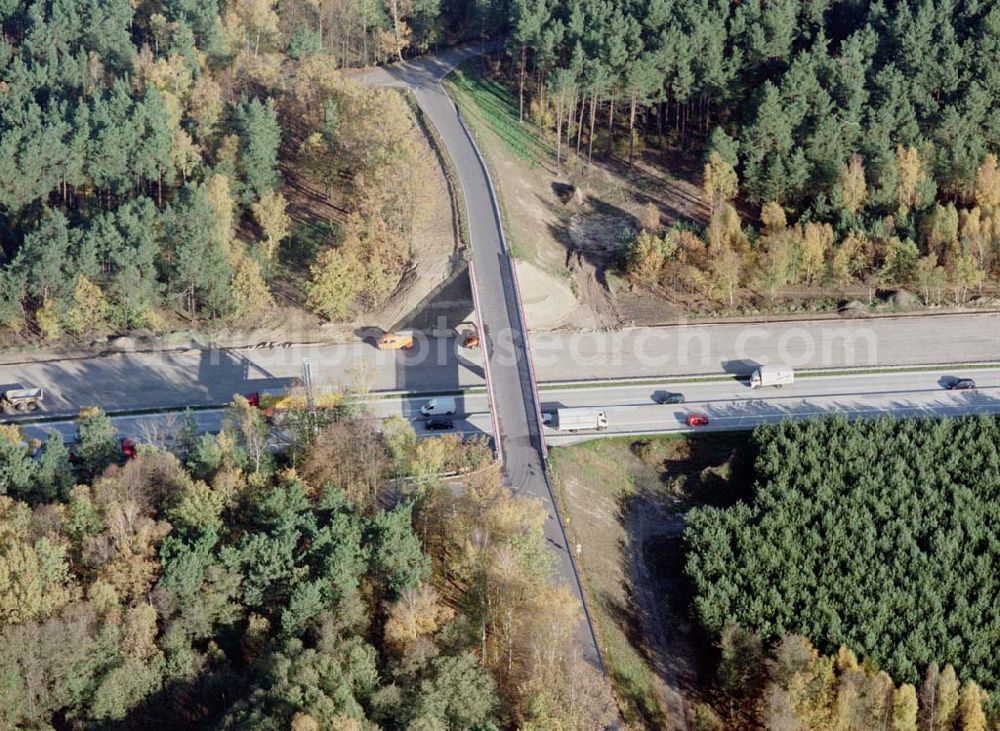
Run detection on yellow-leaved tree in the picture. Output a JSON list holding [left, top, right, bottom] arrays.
[[798, 222, 834, 285], [930, 664, 961, 730], [891, 684, 918, 731], [307, 247, 366, 321], [956, 681, 988, 731], [974, 153, 1000, 209], [307, 215, 403, 320], [895, 145, 926, 213], [188, 74, 224, 143], [709, 243, 743, 305], [626, 230, 667, 287], [0, 497, 77, 628], [65, 275, 110, 334], [35, 298, 61, 340], [224, 0, 280, 57], [707, 202, 747, 255], [251, 190, 291, 261], [704, 151, 739, 213], [838, 154, 868, 217], [760, 201, 787, 234], [915, 253, 947, 304], [230, 256, 274, 321], [921, 202, 959, 264], [831, 230, 870, 286], [754, 230, 795, 299], [953, 254, 984, 303], [205, 173, 236, 258], [383, 583, 454, 652]]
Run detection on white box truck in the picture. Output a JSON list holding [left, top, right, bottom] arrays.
[[554, 408, 608, 432], [750, 366, 794, 388]]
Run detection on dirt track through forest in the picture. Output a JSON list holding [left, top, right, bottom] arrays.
[[627, 502, 695, 730]]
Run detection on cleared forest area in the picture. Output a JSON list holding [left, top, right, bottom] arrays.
[[495, 0, 1000, 318]]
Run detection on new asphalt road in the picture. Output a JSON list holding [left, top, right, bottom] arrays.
[[3, 311, 1000, 417]]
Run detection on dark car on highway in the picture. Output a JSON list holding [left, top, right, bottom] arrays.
[[947, 378, 977, 390], [425, 417, 454, 431], [656, 392, 686, 405]]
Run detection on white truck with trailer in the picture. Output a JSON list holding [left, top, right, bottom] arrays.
[[553, 407, 608, 432], [749, 366, 795, 389]]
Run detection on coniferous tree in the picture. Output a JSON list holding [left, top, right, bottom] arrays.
[[164, 182, 233, 317], [235, 97, 282, 202], [74, 408, 119, 480]]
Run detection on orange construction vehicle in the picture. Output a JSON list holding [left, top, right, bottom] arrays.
[[457, 323, 480, 349], [378, 331, 415, 350]]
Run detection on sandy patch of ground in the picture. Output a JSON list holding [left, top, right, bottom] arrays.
[[515, 260, 593, 330], [484, 147, 631, 330]]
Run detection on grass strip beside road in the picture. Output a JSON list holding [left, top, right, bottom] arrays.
[[549, 433, 754, 728], [549, 440, 669, 729], [444, 61, 554, 164]]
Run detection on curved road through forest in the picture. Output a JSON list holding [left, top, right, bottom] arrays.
[[357, 47, 606, 670]]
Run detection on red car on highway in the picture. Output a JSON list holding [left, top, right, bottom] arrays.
[[686, 413, 710, 427]]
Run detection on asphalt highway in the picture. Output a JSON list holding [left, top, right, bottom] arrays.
[[3, 311, 1000, 418], [23, 367, 1000, 449], [538, 366, 1000, 444], [17, 393, 489, 445], [529, 311, 1000, 379]]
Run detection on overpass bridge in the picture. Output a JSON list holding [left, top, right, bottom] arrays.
[[357, 46, 605, 671]]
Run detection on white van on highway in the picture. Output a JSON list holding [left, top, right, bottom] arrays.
[[750, 366, 795, 388], [420, 397, 457, 416]]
